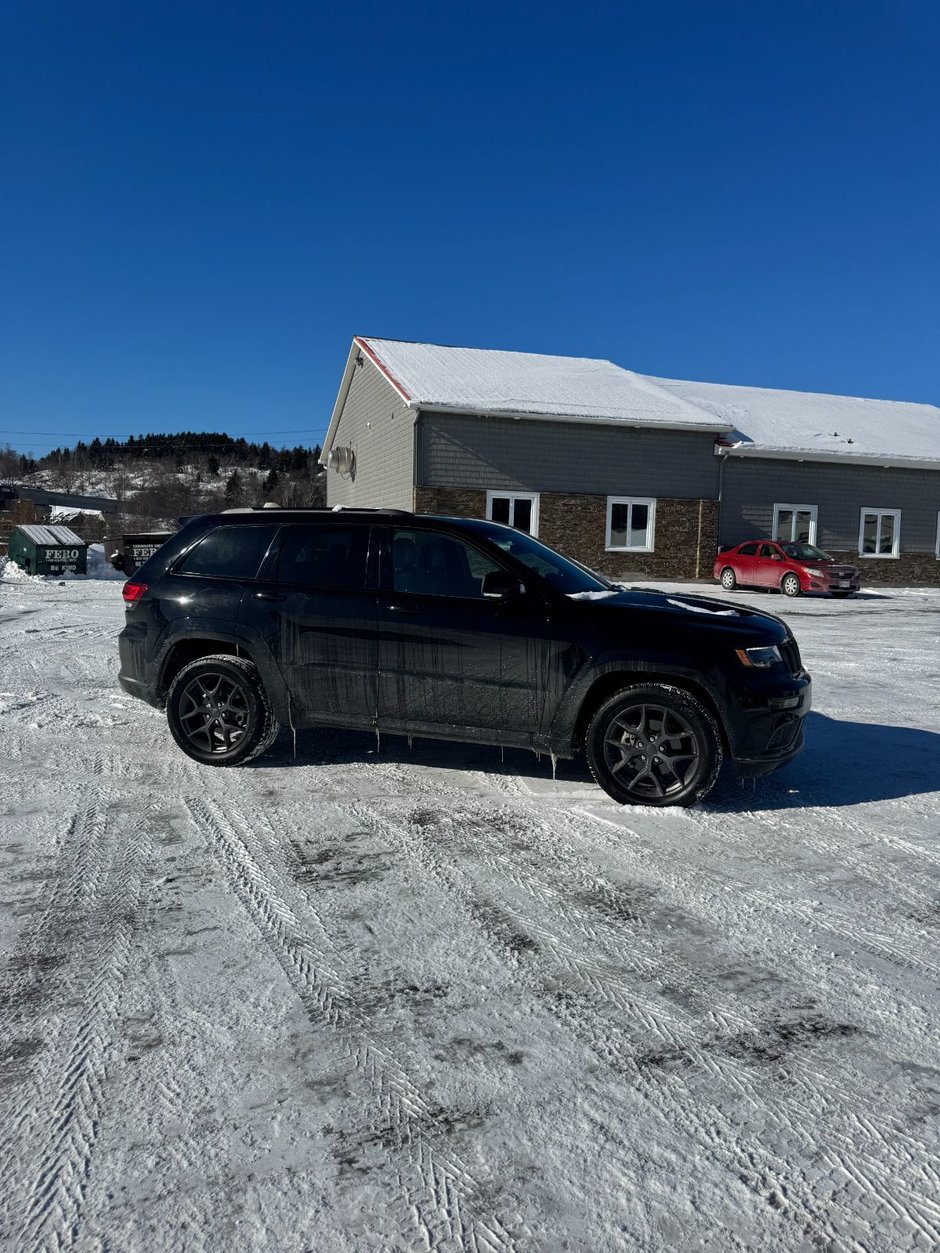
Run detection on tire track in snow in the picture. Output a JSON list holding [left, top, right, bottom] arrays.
[[359, 797, 940, 1251], [183, 793, 528, 1253], [558, 802, 940, 1246], [1, 796, 148, 1253]]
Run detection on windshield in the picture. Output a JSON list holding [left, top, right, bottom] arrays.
[[782, 543, 832, 561], [467, 521, 612, 594]]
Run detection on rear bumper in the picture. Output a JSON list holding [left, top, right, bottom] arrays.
[[118, 671, 162, 709]]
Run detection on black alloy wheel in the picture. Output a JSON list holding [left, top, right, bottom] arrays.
[[166, 655, 277, 765], [585, 684, 722, 807], [719, 567, 737, 591]]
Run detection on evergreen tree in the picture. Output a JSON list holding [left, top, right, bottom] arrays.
[[224, 470, 241, 505]]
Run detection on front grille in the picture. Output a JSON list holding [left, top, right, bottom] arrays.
[[779, 638, 803, 676]]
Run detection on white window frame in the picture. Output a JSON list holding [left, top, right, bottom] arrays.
[[858, 507, 901, 558], [605, 496, 657, 552], [485, 490, 539, 536], [772, 503, 818, 545]]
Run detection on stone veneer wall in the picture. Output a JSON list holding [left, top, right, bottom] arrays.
[[823, 551, 940, 586], [413, 487, 487, 520], [414, 487, 720, 581]]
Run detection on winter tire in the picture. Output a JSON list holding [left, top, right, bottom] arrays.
[[166, 654, 278, 766], [719, 567, 737, 591], [585, 684, 723, 807], [781, 573, 802, 597]]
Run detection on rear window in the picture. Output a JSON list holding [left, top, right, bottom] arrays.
[[176, 525, 278, 580], [275, 524, 370, 590]]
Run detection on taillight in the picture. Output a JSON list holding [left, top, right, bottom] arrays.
[[122, 581, 148, 604]]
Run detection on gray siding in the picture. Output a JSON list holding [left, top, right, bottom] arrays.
[[417, 412, 720, 499], [720, 457, 940, 551], [325, 361, 414, 509]]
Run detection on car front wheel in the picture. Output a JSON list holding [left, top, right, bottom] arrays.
[[585, 684, 723, 807], [781, 573, 802, 597], [166, 654, 278, 765], [719, 567, 737, 591]]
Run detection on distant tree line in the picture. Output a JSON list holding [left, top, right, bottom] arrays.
[[38, 432, 318, 474], [1, 431, 327, 533]]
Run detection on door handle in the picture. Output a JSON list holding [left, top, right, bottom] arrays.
[[254, 590, 284, 602]]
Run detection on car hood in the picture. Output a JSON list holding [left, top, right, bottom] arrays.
[[566, 586, 790, 640]]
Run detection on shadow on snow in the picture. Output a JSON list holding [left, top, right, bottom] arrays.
[[251, 711, 940, 811]]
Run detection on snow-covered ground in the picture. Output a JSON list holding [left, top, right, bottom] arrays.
[[1, 571, 939, 1251]]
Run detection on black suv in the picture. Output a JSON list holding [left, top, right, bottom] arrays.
[[118, 509, 811, 807]]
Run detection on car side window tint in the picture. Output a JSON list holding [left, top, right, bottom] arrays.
[[758, 544, 776, 558], [738, 542, 758, 556], [176, 525, 278, 579], [392, 528, 502, 599], [276, 525, 370, 589]]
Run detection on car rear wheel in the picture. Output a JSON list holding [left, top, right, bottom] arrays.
[[781, 573, 802, 597], [166, 655, 278, 765], [719, 567, 737, 590], [585, 684, 723, 807]]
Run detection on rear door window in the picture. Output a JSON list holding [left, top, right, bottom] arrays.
[[176, 525, 278, 579], [276, 524, 370, 589]]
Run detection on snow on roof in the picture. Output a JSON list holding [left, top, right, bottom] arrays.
[[324, 336, 940, 470], [648, 376, 940, 468], [16, 524, 86, 546], [356, 338, 731, 430]]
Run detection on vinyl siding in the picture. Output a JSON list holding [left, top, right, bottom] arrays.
[[720, 458, 940, 551], [417, 412, 719, 499], [325, 359, 415, 509]]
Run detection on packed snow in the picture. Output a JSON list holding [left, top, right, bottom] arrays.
[[1, 567, 939, 1251]]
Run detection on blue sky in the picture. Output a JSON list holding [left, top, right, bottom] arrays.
[[2, 0, 938, 456]]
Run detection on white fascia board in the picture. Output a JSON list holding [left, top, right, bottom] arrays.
[[320, 341, 361, 465], [718, 444, 940, 472], [406, 401, 733, 435]]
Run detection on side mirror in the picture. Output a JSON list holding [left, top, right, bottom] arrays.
[[771, 553, 783, 561], [482, 571, 526, 599]]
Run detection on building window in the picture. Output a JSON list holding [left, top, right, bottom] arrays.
[[486, 491, 539, 536], [859, 508, 901, 558], [606, 497, 656, 552], [773, 503, 818, 545]]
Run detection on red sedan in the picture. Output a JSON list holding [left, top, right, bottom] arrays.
[[713, 540, 861, 598]]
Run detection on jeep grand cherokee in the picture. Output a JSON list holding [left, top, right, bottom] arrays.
[[118, 509, 811, 807]]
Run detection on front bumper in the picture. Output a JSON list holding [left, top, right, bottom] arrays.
[[728, 671, 812, 778]]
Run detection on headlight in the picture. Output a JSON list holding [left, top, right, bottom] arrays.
[[801, 566, 821, 576], [735, 644, 782, 668]]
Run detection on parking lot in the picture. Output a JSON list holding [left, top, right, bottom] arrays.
[[2, 573, 939, 1251]]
